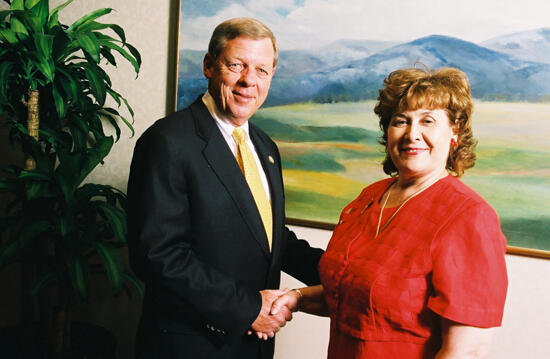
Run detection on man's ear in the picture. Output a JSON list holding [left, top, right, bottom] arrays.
[[203, 53, 214, 79]]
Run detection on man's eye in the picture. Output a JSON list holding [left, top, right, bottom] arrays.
[[256, 67, 269, 77], [227, 63, 243, 72]]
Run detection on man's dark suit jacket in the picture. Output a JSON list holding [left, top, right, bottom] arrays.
[[127, 98, 324, 359]]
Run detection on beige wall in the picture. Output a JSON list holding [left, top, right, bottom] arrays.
[[1, 0, 549, 358]]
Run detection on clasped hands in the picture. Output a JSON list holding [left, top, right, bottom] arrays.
[[249, 289, 301, 340]]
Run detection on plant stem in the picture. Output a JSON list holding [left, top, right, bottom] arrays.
[[25, 90, 39, 170]]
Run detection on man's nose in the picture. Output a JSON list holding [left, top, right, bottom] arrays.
[[238, 67, 256, 86]]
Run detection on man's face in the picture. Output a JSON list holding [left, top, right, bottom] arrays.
[[203, 36, 276, 126]]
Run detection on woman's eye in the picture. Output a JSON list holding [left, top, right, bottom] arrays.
[[391, 119, 407, 127], [421, 117, 435, 126]]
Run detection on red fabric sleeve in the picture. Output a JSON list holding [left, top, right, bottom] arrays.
[[427, 201, 508, 327]]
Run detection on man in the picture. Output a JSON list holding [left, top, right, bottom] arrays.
[[127, 18, 324, 359]]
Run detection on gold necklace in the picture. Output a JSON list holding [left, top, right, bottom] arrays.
[[375, 175, 445, 238]]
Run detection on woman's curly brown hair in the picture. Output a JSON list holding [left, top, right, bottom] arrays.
[[373, 67, 477, 177]]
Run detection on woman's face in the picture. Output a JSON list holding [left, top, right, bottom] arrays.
[[387, 108, 457, 179]]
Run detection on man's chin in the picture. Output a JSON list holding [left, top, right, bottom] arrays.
[[228, 106, 257, 121]]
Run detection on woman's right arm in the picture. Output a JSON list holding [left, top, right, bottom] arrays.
[[271, 285, 329, 317]]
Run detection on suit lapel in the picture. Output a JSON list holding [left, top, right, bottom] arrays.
[[191, 100, 271, 258], [249, 124, 284, 264]]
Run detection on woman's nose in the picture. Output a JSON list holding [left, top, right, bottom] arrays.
[[405, 122, 422, 140]]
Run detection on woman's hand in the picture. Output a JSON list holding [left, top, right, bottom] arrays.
[[271, 289, 302, 315]]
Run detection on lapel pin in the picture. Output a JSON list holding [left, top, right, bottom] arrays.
[[268, 155, 275, 164]]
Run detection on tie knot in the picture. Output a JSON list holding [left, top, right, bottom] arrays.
[[232, 127, 246, 144]]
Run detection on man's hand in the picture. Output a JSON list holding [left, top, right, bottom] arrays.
[[249, 289, 293, 340], [270, 289, 301, 315]]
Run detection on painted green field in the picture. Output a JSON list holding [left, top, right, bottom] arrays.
[[251, 101, 550, 251]]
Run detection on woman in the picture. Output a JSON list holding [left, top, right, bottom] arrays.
[[271, 67, 508, 358]]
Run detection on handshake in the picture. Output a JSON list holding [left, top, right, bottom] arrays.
[[248, 289, 302, 340]]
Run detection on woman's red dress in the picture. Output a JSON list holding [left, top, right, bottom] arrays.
[[319, 176, 508, 358]]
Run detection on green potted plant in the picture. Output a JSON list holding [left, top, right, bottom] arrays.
[[0, 0, 142, 357]]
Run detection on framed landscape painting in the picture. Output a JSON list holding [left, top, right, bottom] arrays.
[[175, 0, 550, 258]]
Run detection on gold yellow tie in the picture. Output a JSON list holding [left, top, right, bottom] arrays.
[[232, 128, 273, 251]]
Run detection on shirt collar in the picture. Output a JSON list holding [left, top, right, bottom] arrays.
[[202, 90, 250, 138]]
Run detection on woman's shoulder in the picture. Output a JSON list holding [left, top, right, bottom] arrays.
[[438, 175, 490, 207], [337, 178, 394, 216], [360, 177, 395, 196], [433, 176, 503, 231]]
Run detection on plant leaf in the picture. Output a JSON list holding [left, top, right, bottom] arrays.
[[24, 0, 41, 9], [77, 135, 113, 183], [27, 0, 48, 28], [95, 242, 123, 295], [76, 31, 100, 63], [120, 93, 135, 118], [33, 32, 54, 58], [15, 7, 42, 32], [0, 10, 13, 22], [55, 149, 80, 204], [18, 169, 50, 180], [0, 220, 51, 269], [30, 269, 56, 295], [49, 0, 73, 20], [96, 201, 126, 241], [68, 255, 88, 300], [99, 47, 116, 66], [10, 16, 29, 36], [125, 42, 141, 68], [84, 64, 106, 105], [102, 112, 122, 141], [55, 66, 78, 101], [122, 270, 143, 299], [0, 28, 19, 44], [0, 177, 17, 192], [51, 83, 66, 119], [11, 0, 24, 11], [69, 8, 112, 32], [0, 61, 14, 100], [25, 181, 49, 200], [97, 39, 140, 75], [108, 24, 125, 43], [31, 33, 55, 82]]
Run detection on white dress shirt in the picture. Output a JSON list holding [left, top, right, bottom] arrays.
[[202, 91, 271, 201]]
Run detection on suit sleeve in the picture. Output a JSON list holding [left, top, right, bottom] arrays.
[[127, 127, 261, 342], [281, 227, 324, 285], [268, 138, 324, 286]]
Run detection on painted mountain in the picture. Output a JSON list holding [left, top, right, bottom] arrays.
[[482, 27, 550, 65], [176, 29, 550, 109]]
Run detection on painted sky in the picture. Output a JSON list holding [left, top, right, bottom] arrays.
[[179, 0, 550, 50]]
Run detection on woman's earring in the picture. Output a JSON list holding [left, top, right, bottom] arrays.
[[450, 138, 458, 147]]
